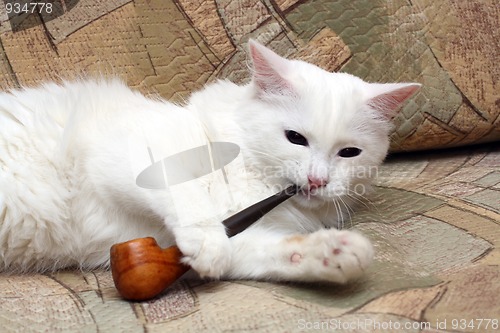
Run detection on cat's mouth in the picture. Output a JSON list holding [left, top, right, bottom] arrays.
[[284, 181, 326, 205], [297, 186, 323, 200]]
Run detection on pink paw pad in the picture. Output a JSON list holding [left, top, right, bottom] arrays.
[[290, 253, 302, 263], [333, 248, 341, 255], [340, 235, 349, 246]]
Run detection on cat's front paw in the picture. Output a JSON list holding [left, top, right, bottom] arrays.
[[286, 229, 373, 283], [174, 226, 231, 279]]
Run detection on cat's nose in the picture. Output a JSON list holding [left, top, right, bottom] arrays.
[[307, 176, 328, 188]]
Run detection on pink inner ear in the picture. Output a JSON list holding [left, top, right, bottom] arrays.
[[367, 83, 421, 118], [249, 41, 293, 95]]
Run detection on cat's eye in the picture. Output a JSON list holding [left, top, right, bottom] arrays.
[[338, 147, 362, 158], [285, 130, 308, 146]]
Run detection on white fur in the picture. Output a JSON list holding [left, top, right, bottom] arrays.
[[0, 41, 419, 283]]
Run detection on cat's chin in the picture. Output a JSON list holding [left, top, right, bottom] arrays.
[[294, 191, 327, 209]]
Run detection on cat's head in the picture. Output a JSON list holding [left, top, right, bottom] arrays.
[[238, 40, 420, 209]]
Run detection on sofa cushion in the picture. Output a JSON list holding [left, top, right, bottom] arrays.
[[0, 0, 498, 152]]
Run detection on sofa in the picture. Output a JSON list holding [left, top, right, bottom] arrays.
[[1, 1, 498, 332]]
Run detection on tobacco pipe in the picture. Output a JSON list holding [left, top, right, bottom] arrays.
[[110, 185, 299, 301]]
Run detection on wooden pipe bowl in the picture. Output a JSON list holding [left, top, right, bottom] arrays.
[[110, 237, 190, 301]]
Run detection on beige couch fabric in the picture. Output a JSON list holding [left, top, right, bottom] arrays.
[[0, 0, 498, 152]]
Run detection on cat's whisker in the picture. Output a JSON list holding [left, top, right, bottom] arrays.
[[345, 192, 372, 210], [337, 196, 354, 229], [346, 189, 379, 214], [323, 197, 333, 219], [332, 199, 344, 230]]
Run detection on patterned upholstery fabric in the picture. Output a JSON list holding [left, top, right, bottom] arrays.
[[1, 145, 498, 332], [0, 1, 498, 331], [0, 0, 498, 151]]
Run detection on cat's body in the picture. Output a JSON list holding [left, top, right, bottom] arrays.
[[0, 41, 419, 282]]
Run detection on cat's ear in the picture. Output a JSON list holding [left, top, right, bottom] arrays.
[[365, 83, 421, 118], [248, 39, 293, 96]]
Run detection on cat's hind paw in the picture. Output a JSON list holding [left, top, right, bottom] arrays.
[[286, 229, 373, 283]]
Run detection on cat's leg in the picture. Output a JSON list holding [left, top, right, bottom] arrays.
[[173, 221, 232, 279], [225, 227, 373, 283], [167, 180, 234, 279]]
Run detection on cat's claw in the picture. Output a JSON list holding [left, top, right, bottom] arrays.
[[174, 226, 232, 279], [286, 229, 373, 283]]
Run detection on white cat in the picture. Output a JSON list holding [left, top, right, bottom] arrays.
[[0, 41, 419, 283]]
